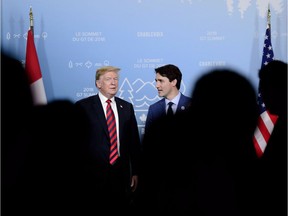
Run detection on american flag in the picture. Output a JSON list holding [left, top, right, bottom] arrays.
[[253, 8, 278, 158]]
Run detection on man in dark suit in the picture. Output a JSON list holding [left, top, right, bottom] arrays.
[[144, 64, 191, 135], [75, 66, 141, 215], [139, 64, 192, 215]]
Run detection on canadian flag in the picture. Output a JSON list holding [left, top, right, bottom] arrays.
[[25, 29, 47, 105]]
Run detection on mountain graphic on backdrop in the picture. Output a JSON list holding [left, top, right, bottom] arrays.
[[132, 79, 159, 109]]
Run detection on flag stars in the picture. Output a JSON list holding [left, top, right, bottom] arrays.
[[261, 103, 266, 108]]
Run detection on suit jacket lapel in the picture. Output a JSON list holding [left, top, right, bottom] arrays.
[[159, 98, 166, 117], [115, 97, 124, 141], [177, 93, 189, 112], [93, 94, 109, 138]]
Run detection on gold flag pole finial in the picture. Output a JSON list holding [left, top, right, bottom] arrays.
[[29, 6, 34, 34]]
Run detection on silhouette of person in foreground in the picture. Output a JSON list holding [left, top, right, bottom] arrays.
[[183, 69, 259, 216], [2, 52, 34, 216], [254, 60, 287, 216], [2, 52, 95, 216], [141, 68, 259, 216]]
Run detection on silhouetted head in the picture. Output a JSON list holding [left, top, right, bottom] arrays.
[[1, 52, 33, 112], [258, 60, 287, 116], [191, 69, 257, 127], [189, 69, 258, 158]]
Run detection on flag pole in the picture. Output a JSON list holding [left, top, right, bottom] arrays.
[[267, 4, 271, 28], [29, 6, 34, 34]]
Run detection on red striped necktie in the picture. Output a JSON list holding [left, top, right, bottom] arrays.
[[106, 99, 119, 165]]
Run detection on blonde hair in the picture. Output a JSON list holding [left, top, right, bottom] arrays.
[[95, 66, 120, 82]]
